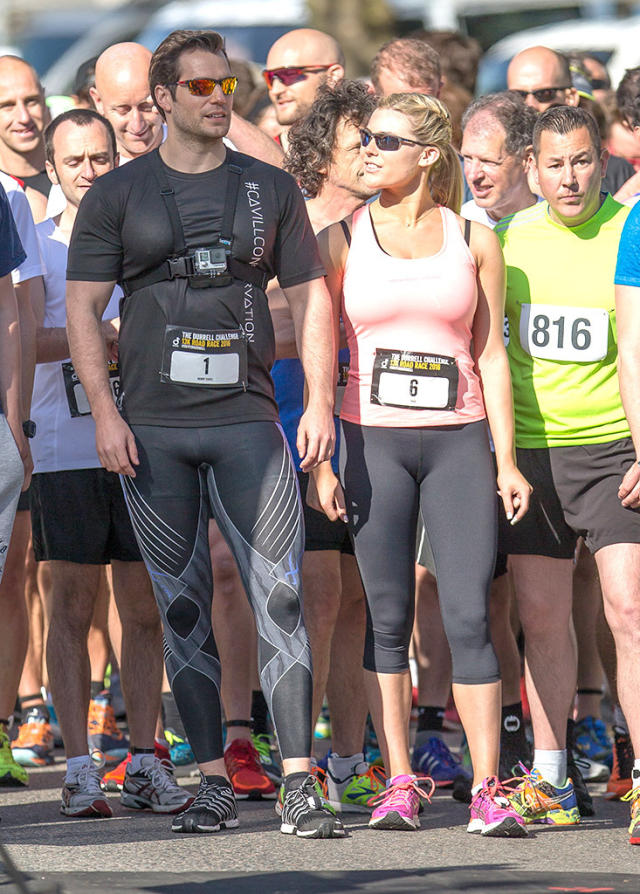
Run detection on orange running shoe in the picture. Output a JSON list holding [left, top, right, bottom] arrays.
[[605, 728, 633, 800], [11, 707, 54, 767], [224, 738, 277, 800], [87, 692, 129, 764]]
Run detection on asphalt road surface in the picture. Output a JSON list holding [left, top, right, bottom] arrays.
[[1, 757, 638, 893]]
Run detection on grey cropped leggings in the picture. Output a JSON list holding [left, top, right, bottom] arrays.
[[340, 419, 500, 685]]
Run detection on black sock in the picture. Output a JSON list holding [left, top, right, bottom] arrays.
[[566, 717, 576, 751], [251, 689, 269, 736], [90, 681, 104, 700], [205, 774, 231, 788], [132, 747, 154, 754], [19, 692, 45, 710], [284, 771, 309, 794], [417, 706, 445, 733], [161, 691, 187, 739], [501, 703, 524, 737]]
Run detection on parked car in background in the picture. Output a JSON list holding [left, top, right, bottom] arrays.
[[477, 16, 640, 94], [41, 0, 162, 96], [135, 0, 309, 62]]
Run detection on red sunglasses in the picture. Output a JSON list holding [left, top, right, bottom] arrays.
[[262, 64, 334, 89]]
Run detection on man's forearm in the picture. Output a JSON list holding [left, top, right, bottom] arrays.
[[67, 283, 117, 421], [14, 280, 36, 416], [288, 280, 335, 408], [619, 353, 640, 456], [0, 277, 24, 431]]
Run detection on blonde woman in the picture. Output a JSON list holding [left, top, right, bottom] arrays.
[[311, 94, 531, 836]]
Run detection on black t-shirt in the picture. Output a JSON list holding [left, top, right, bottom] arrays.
[[67, 149, 324, 427], [602, 154, 634, 196], [21, 170, 51, 198]]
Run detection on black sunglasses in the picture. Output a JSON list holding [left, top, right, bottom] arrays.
[[511, 85, 571, 103], [359, 127, 427, 152], [171, 77, 238, 96]]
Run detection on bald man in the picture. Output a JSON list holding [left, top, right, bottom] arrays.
[[0, 56, 51, 222], [507, 46, 578, 113], [90, 43, 163, 161], [264, 29, 344, 150]]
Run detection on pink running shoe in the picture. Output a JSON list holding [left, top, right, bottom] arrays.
[[467, 775, 528, 837], [368, 774, 435, 830]]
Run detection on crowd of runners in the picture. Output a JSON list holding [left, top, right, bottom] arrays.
[[0, 18, 640, 848]]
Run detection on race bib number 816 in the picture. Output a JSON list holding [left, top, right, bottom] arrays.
[[519, 303, 609, 362]]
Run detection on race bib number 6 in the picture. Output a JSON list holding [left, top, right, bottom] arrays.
[[370, 349, 458, 411], [519, 303, 609, 362]]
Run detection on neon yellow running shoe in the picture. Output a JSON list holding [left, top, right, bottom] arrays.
[[326, 755, 386, 813], [0, 729, 28, 786], [621, 783, 640, 845], [507, 767, 580, 825]]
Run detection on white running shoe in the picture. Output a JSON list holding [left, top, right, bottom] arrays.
[[120, 756, 194, 814], [61, 762, 112, 818]]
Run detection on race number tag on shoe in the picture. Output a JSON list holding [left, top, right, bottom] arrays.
[[161, 326, 247, 388], [62, 361, 120, 417], [519, 304, 609, 362], [370, 349, 458, 411]]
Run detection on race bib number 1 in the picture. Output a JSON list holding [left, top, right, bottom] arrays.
[[519, 303, 609, 362], [160, 326, 247, 388]]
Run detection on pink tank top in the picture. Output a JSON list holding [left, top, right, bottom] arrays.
[[340, 204, 486, 428]]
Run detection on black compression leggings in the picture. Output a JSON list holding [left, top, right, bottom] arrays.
[[340, 419, 500, 684], [122, 421, 311, 764]]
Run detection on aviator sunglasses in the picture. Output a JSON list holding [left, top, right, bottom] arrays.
[[172, 76, 238, 96], [511, 85, 570, 103], [262, 65, 334, 88], [359, 127, 428, 152]]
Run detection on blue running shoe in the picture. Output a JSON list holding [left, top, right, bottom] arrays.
[[164, 729, 195, 767], [411, 735, 470, 788], [575, 716, 612, 769]]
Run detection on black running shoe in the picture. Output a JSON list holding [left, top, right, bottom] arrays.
[[171, 774, 239, 833], [278, 774, 346, 838], [567, 753, 595, 818]]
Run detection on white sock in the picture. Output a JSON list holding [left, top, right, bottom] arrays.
[[534, 749, 567, 788], [471, 782, 482, 797], [65, 754, 91, 780], [633, 761, 640, 790], [130, 752, 155, 774], [327, 751, 365, 777], [613, 705, 629, 734]]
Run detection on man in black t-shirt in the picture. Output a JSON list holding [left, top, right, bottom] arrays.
[[67, 29, 341, 840]]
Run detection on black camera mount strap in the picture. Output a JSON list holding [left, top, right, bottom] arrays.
[[121, 149, 269, 296]]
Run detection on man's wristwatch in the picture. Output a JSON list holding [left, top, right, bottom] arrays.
[[22, 420, 36, 439]]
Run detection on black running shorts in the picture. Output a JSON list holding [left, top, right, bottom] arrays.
[[30, 468, 142, 564], [297, 472, 354, 554], [498, 438, 640, 558]]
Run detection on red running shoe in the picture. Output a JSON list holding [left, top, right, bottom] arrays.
[[224, 738, 277, 800]]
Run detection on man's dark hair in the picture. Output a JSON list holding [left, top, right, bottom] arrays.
[[370, 37, 440, 94], [533, 105, 601, 157], [73, 56, 98, 108], [617, 67, 640, 128], [44, 108, 117, 167], [410, 29, 482, 94], [149, 29, 229, 120], [462, 91, 537, 157], [285, 80, 376, 198]]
